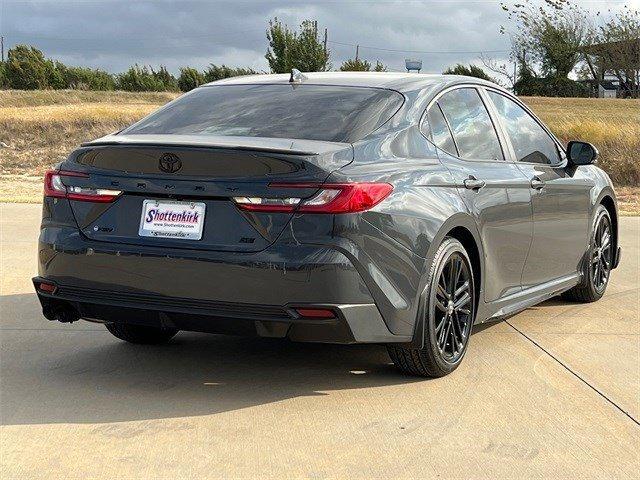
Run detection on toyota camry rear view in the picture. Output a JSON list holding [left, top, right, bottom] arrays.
[[34, 72, 620, 377]]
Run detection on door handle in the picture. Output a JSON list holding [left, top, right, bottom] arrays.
[[463, 177, 486, 190], [530, 177, 545, 190]]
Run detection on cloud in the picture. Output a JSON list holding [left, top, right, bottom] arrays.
[[0, 0, 625, 74]]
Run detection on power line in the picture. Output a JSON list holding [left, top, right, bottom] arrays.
[[327, 39, 509, 55], [2, 30, 510, 57], [2, 21, 513, 64]]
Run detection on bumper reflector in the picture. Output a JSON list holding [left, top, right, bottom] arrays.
[[294, 307, 336, 319], [37, 282, 57, 294]]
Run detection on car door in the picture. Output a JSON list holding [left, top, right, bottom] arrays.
[[423, 86, 533, 302], [485, 90, 592, 289]]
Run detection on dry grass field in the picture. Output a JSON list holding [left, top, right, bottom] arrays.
[[521, 97, 640, 188], [0, 89, 637, 213]]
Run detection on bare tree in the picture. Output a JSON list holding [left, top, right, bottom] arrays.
[[480, 54, 517, 89]]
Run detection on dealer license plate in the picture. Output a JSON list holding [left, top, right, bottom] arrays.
[[138, 200, 206, 240]]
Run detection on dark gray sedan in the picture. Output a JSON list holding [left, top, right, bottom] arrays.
[[33, 72, 621, 377]]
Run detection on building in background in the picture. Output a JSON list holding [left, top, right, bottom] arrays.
[[581, 38, 640, 98]]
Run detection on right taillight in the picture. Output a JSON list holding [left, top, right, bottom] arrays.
[[297, 183, 393, 214], [233, 183, 393, 214], [44, 170, 122, 203]]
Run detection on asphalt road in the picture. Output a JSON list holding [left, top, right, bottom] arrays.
[[1, 203, 638, 480]]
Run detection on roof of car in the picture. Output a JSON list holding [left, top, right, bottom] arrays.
[[203, 71, 498, 93]]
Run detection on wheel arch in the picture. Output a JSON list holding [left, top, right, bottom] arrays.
[[410, 214, 485, 348], [446, 226, 482, 316]]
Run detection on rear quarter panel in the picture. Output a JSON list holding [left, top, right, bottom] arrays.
[[300, 125, 477, 337]]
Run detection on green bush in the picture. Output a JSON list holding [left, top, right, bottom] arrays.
[[178, 67, 204, 92], [45, 60, 67, 89], [443, 64, 495, 82], [153, 66, 179, 91], [339, 58, 388, 72], [515, 75, 590, 97], [203, 64, 256, 82], [6, 45, 49, 89], [340, 58, 372, 71], [3, 43, 257, 92], [0, 62, 7, 88], [116, 65, 178, 92], [63, 66, 116, 90]]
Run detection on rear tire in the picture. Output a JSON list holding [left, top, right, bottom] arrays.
[[563, 205, 612, 303], [387, 237, 475, 377], [105, 323, 178, 345]]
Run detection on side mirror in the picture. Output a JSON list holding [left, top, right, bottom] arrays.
[[567, 141, 598, 166]]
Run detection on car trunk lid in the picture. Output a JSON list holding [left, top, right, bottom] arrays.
[[63, 135, 353, 252]]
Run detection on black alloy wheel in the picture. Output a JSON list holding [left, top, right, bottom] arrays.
[[387, 237, 475, 377], [433, 252, 474, 363], [591, 212, 612, 293], [563, 205, 613, 303]]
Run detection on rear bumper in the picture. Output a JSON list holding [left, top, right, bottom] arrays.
[[34, 229, 411, 344]]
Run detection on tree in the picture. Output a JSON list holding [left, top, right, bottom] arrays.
[[178, 67, 205, 92], [153, 66, 179, 91], [479, 55, 517, 89], [203, 64, 256, 82], [265, 18, 330, 73], [443, 63, 495, 82], [501, 0, 592, 78], [340, 58, 388, 72], [586, 6, 640, 96], [45, 60, 67, 89], [63, 66, 115, 90], [6, 45, 49, 89], [500, 0, 594, 96], [116, 65, 179, 92], [373, 61, 388, 72], [117, 65, 165, 91], [0, 62, 6, 88], [340, 58, 371, 71]]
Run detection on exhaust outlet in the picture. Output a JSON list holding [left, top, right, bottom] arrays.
[[42, 304, 79, 323]]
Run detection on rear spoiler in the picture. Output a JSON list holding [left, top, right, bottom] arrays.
[[83, 134, 350, 156]]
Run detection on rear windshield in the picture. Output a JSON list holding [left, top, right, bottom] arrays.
[[122, 84, 404, 143]]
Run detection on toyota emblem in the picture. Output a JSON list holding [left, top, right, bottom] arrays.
[[158, 153, 182, 173]]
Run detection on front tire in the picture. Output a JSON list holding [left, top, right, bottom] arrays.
[[563, 205, 613, 303], [388, 237, 475, 377], [105, 323, 178, 345]]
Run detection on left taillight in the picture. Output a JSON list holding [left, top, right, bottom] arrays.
[[44, 170, 122, 203]]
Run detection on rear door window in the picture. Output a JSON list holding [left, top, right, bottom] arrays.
[[425, 104, 458, 156], [487, 91, 560, 165], [437, 88, 504, 161]]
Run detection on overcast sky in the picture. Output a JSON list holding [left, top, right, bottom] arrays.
[[0, 0, 635, 75]]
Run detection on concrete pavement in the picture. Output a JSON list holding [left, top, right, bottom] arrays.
[[1, 203, 638, 479]]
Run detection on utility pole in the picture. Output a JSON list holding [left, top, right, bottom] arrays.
[[323, 28, 327, 56], [355, 45, 359, 62], [322, 28, 328, 70], [1, 36, 4, 63]]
